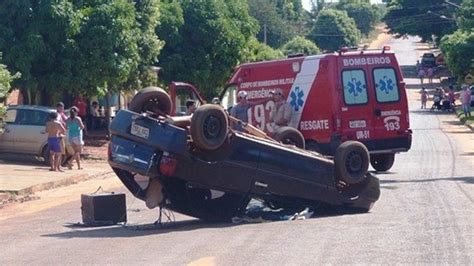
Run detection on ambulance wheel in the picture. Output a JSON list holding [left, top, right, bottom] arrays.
[[370, 153, 395, 172], [334, 141, 369, 184], [190, 104, 228, 151], [273, 127, 305, 149], [129, 86, 172, 115]]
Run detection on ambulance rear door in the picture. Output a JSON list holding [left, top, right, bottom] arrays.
[[338, 63, 373, 143], [368, 65, 409, 144]]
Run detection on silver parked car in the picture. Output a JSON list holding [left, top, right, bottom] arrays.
[[0, 105, 56, 161]]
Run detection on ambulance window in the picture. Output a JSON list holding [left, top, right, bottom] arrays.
[[373, 68, 400, 103], [221, 85, 238, 110], [342, 69, 368, 105]]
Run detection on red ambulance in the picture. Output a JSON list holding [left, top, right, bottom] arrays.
[[168, 47, 412, 171]]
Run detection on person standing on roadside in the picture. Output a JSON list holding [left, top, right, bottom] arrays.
[[418, 68, 425, 84], [229, 91, 252, 131], [45, 112, 66, 172], [270, 88, 292, 132], [420, 87, 428, 109], [427, 67, 434, 85], [66, 107, 85, 170], [73, 95, 88, 124], [461, 85, 472, 118]]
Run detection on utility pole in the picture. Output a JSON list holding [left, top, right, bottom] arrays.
[[263, 23, 267, 45]]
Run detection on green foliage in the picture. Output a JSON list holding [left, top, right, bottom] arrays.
[[337, 2, 380, 37], [0, 54, 20, 99], [248, 0, 308, 49], [383, 0, 458, 41], [309, 9, 361, 52], [440, 30, 474, 81], [457, 0, 474, 31], [242, 37, 284, 62], [281, 36, 321, 56], [157, 0, 258, 99], [0, 0, 163, 104]]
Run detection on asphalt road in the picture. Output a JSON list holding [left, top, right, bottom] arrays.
[[1, 37, 473, 265]]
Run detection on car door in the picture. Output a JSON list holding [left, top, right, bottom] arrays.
[[168, 82, 205, 116], [0, 108, 18, 152], [12, 109, 49, 154]]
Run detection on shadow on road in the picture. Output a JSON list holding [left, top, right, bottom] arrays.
[[44, 219, 236, 239], [43, 206, 372, 239], [380, 176, 473, 185]]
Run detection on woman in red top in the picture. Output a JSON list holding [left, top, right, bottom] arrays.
[[73, 96, 87, 122]]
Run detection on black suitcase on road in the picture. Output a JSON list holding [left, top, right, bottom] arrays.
[[81, 193, 127, 226]]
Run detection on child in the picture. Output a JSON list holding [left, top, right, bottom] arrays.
[[420, 87, 428, 109], [45, 112, 66, 172]]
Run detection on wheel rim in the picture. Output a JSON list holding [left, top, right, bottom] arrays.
[[346, 151, 363, 173], [203, 115, 222, 139]]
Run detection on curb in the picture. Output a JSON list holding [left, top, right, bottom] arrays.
[[2, 170, 114, 197]]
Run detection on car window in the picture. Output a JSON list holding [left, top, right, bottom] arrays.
[[373, 68, 400, 103], [342, 69, 368, 105], [4, 109, 17, 124], [174, 86, 200, 116], [221, 85, 238, 110], [14, 109, 49, 126]]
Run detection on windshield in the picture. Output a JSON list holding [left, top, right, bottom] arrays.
[[220, 84, 238, 110]]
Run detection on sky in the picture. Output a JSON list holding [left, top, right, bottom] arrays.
[[301, 0, 384, 11]]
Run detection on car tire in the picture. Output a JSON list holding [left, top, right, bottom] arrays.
[[334, 141, 369, 184], [370, 153, 395, 172], [273, 126, 305, 149], [129, 86, 172, 115], [190, 104, 228, 151]]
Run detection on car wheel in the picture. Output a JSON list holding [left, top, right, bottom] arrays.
[[190, 104, 228, 151], [129, 86, 172, 115], [273, 126, 305, 149], [334, 141, 369, 184], [370, 153, 395, 172]]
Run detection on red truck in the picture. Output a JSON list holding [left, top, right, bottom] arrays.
[[166, 47, 412, 171]]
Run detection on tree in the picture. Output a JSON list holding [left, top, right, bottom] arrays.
[[308, 9, 361, 52], [157, 0, 258, 99], [337, 2, 381, 37], [440, 0, 474, 81], [0, 54, 20, 100], [383, 0, 459, 42], [0, 0, 80, 105], [440, 31, 474, 81], [248, 0, 308, 49], [281, 36, 321, 55], [242, 37, 284, 62]]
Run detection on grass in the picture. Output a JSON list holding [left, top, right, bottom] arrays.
[[455, 106, 474, 128]]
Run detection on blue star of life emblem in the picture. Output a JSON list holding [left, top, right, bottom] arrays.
[[377, 75, 394, 94], [290, 86, 304, 111], [346, 78, 365, 96]]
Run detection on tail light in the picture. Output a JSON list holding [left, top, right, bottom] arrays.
[[159, 152, 177, 176]]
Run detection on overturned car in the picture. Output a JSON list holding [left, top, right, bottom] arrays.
[[108, 87, 380, 221]]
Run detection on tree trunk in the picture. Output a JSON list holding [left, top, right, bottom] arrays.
[[105, 92, 111, 139]]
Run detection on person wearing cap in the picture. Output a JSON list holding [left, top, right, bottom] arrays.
[[230, 91, 252, 131], [270, 88, 292, 131], [211, 97, 221, 105]]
